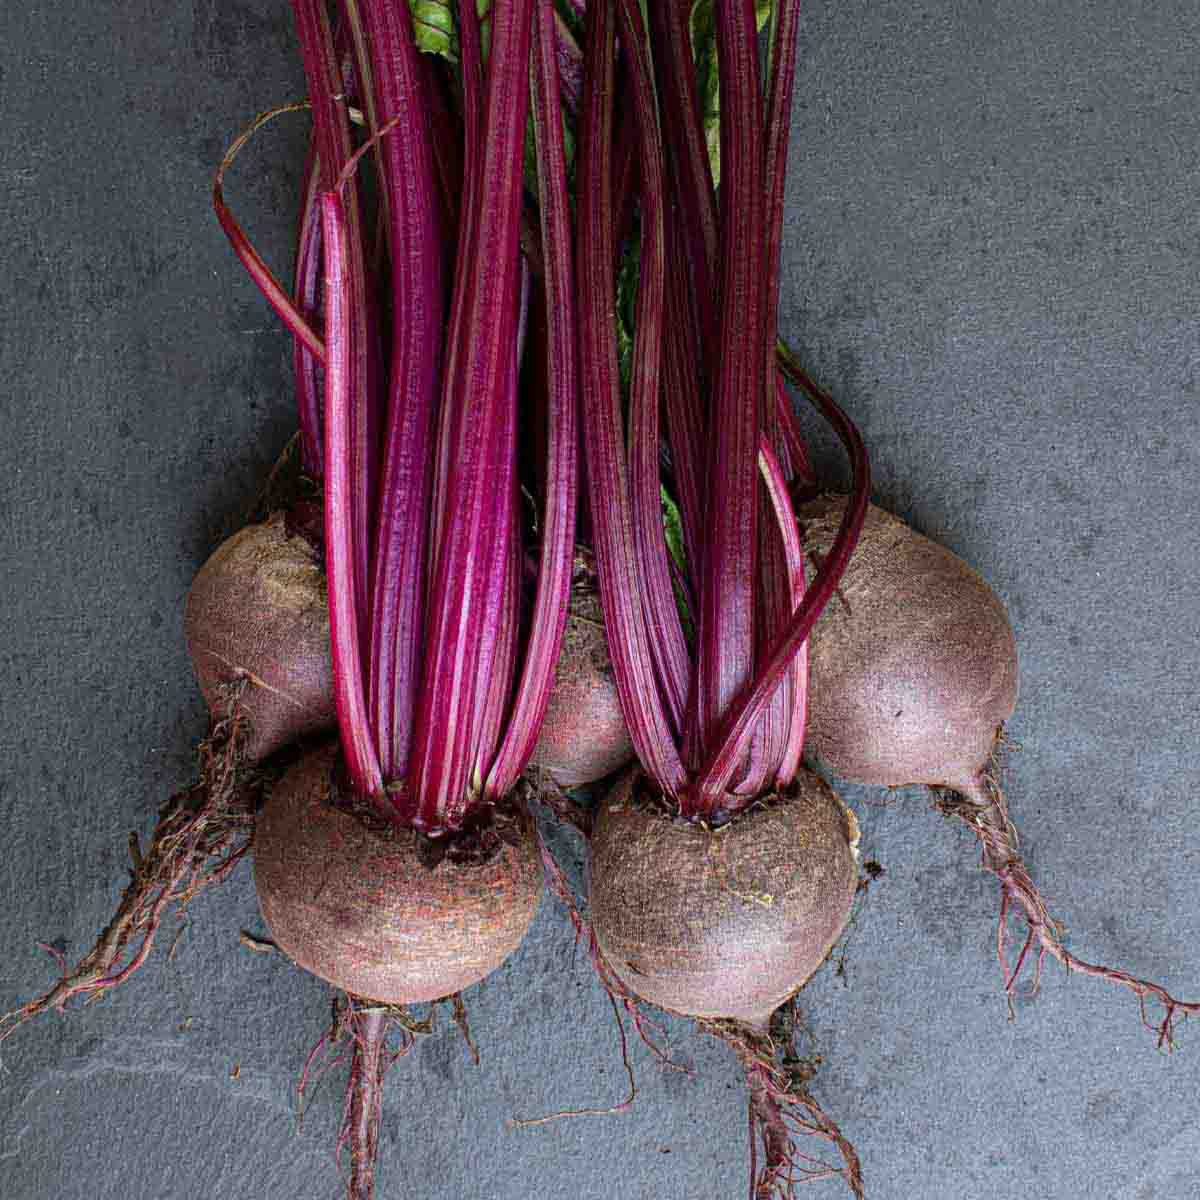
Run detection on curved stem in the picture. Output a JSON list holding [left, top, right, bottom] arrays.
[[212, 101, 325, 363], [696, 342, 869, 797], [757, 440, 808, 788], [322, 193, 382, 800]]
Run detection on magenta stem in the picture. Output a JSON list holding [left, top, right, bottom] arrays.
[[696, 342, 869, 797], [321, 192, 382, 801], [689, 0, 768, 815], [486, 0, 580, 799], [576, 0, 686, 796]]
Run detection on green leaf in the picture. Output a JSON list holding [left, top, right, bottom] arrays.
[[409, 0, 457, 60], [406, 0, 496, 63], [554, 0, 584, 42], [615, 223, 641, 395], [660, 486, 694, 640]]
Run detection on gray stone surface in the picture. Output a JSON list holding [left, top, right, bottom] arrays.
[[2, 2, 1198, 1198]]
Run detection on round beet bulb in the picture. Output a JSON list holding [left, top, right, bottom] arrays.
[[799, 496, 1019, 798], [186, 512, 335, 763], [254, 743, 544, 1004], [589, 767, 860, 1032]]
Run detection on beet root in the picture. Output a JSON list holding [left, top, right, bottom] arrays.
[[801, 495, 1200, 1042], [711, 1010, 865, 1199], [0, 701, 261, 1042], [799, 496, 1019, 797], [528, 573, 633, 789], [186, 511, 334, 764], [589, 768, 860, 1032], [253, 744, 544, 1004]]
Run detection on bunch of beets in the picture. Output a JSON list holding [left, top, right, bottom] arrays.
[[5, 2, 1197, 1197]]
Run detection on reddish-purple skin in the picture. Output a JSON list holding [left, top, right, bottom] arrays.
[[589, 768, 860, 1032], [253, 743, 544, 1004], [529, 594, 634, 788], [799, 497, 1019, 796], [185, 512, 335, 762]]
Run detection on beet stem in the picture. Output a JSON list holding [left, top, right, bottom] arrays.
[[354, 0, 444, 788], [618, 0, 692, 736], [212, 100, 326, 364], [484, 0, 580, 799], [694, 343, 871, 797], [747, 0, 808, 798], [293, 142, 326, 478], [292, 0, 384, 630], [576, 0, 687, 796], [322, 193, 383, 799], [757, 440, 809, 787], [409, 0, 535, 829], [691, 0, 768, 808]]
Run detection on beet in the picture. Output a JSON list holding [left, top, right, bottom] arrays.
[[185, 511, 334, 763], [798, 494, 1200, 1044], [529, 578, 633, 789], [254, 743, 544, 1004], [589, 767, 860, 1032], [799, 495, 1019, 796]]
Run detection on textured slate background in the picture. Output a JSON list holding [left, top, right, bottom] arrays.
[[2, 2, 1198, 1198]]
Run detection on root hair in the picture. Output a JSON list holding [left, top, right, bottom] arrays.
[[700, 1003, 863, 1200], [0, 682, 263, 1043], [939, 734, 1199, 1048]]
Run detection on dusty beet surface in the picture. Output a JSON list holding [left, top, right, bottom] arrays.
[[799, 496, 1019, 796], [529, 577, 633, 788], [588, 769, 860, 1031], [254, 743, 544, 1004], [185, 511, 334, 763]]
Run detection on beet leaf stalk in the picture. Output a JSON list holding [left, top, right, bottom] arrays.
[[292, 0, 384, 634], [578, 0, 868, 852], [574, 0, 869, 1195]]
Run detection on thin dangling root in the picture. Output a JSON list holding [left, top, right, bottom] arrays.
[[298, 991, 475, 1200], [531, 796, 685, 1072], [507, 798, 688, 1130], [0, 682, 263, 1044], [937, 740, 1200, 1048], [448, 991, 480, 1066], [699, 1003, 864, 1200]]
